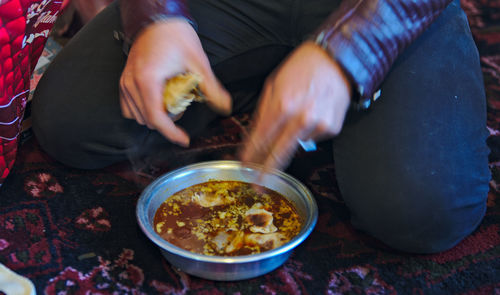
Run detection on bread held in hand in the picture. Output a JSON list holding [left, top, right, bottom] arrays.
[[163, 72, 204, 115]]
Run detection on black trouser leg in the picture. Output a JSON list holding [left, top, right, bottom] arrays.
[[332, 1, 490, 253]]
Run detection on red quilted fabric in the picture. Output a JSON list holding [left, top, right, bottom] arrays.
[[0, 0, 61, 184]]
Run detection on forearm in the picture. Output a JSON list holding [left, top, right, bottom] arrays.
[[119, 0, 192, 42], [314, 0, 453, 108]]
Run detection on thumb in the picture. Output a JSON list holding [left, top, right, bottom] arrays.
[[197, 66, 232, 116]]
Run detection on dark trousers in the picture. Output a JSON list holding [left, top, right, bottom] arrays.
[[32, 0, 490, 253]]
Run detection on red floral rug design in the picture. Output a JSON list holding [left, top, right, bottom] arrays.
[[1, 1, 500, 294]]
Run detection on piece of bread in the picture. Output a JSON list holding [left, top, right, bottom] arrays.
[[163, 72, 204, 115]]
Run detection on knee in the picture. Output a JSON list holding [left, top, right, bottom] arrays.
[[31, 93, 93, 169], [342, 177, 488, 254], [31, 84, 134, 170]]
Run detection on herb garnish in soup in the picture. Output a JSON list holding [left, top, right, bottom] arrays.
[[153, 181, 302, 256]]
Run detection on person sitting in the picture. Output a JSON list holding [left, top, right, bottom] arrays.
[[32, 0, 490, 253]]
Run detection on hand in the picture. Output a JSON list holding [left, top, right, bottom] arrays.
[[240, 41, 351, 171], [119, 19, 232, 147]]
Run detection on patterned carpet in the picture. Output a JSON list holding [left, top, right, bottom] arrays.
[[1, 1, 500, 294]]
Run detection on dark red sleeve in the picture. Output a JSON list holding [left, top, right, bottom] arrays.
[[313, 0, 454, 108]]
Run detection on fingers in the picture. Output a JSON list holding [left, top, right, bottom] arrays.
[[149, 107, 191, 147], [136, 70, 191, 146], [299, 122, 332, 146], [262, 124, 302, 172], [240, 82, 285, 163], [195, 58, 232, 116], [241, 85, 333, 171], [119, 71, 147, 125], [119, 93, 133, 119], [119, 93, 144, 125], [119, 64, 190, 146], [117, 19, 210, 147], [259, 111, 318, 171], [244, 112, 328, 172], [240, 41, 353, 172]]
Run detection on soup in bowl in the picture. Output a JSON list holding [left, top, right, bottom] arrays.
[[136, 161, 317, 281]]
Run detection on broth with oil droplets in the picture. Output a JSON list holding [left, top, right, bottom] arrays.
[[153, 181, 302, 256]]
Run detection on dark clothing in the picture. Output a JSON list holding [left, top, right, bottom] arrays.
[[119, 0, 454, 107], [32, 0, 490, 253]]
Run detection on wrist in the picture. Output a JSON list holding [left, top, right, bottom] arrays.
[[120, 18, 194, 56], [303, 41, 352, 101], [311, 31, 381, 110]]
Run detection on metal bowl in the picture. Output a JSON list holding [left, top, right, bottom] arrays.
[[136, 160, 318, 281]]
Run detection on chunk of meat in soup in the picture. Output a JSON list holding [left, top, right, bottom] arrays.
[[245, 203, 277, 234], [192, 190, 235, 207], [225, 231, 245, 253], [245, 233, 287, 250]]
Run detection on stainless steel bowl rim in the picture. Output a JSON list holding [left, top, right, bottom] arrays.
[[137, 160, 318, 264]]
